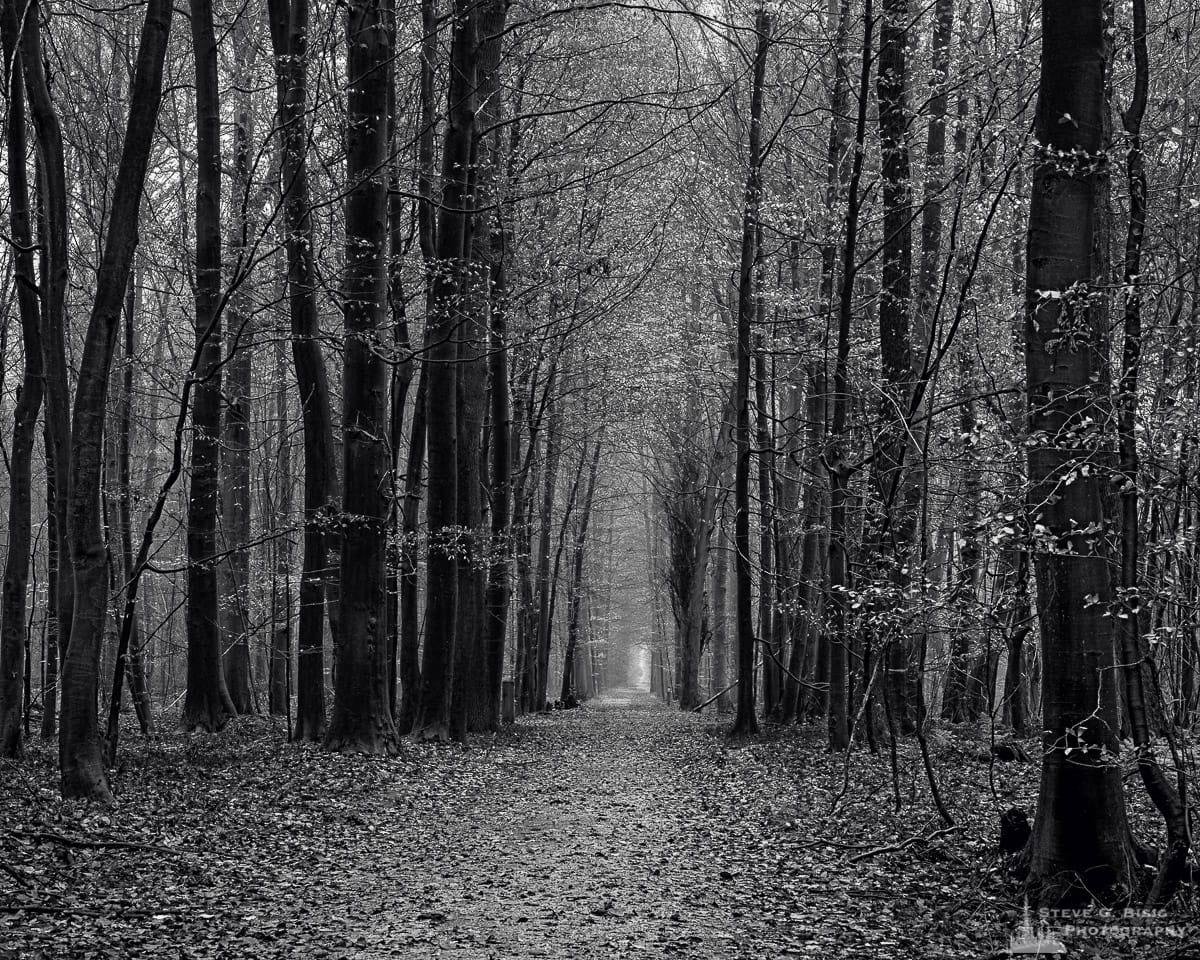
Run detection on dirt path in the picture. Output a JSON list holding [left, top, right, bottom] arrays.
[[7, 690, 1114, 959], [336, 689, 790, 958], [4, 690, 823, 960]]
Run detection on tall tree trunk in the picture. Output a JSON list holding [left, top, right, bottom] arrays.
[[711, 518, 731, 712], [1023, 0, 1135, 907], [1114, 0, 1188, 905], [731, 7, 770, 737], [182, 0, 235, 732], [528, 392, 561, 712], [397, 369, 428, 735], [755, 338, 777, 714], [221, 23, 256, 715], [784, 366, 828, 723], [415, 0, 476, 741], [393, 0, 437, 735], [103, 270, 154, 762], [0, 3, 45, 757], [826, 0, 867, 751], [483, 224, 513, 730], [875, 0, 920, 735], [59, 0, 174, 799], [269, 332, 292, 717], [459, 0, 512, 735], [267, 0, 337, 741], [325, 0, 399, 754], [560, 437, 603, 705], [21, 0, 73, 741]]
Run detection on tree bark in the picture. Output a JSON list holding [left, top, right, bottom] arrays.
[[731, 8, 770, 737], [181, 0, 236, 733], [826, 0, 867, 751], [560, 437, 604, 705], [1114, 0, 1188, 905], [415, 0, 476, 741], [325, 0, 400, 754], [220, 22, 256, 715], [0, 1, 45, 757], [1023, 0, 1135, 907], [874, 0, 920, 735], [21, 0, 73, 741], [59, 0, 174, 799], [269, 333, 292, 718], [267, 0, 338, 742]]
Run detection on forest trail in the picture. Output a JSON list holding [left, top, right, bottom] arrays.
[[333, 689, 801, 959], [3, 693, 1057, 960], [4, 692, 868, 959]]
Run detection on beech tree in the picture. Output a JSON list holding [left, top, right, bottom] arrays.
[[325, 0, 399, 754], [181, 0, 235, 732], [0, 0, 44, 757], [267, 0, 339, 742], [59, 0, 175, 799], [1022, 0, 1134, 906]]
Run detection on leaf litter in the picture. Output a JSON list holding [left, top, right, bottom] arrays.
[[1, 692, 1194, 958]]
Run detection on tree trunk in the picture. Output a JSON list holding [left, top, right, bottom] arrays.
[[182, 0, 235, 733], [460, 0, 512, 734], [267, 0, 337, 742], [826, 0, 867, 751], [220, 24, 256, 715], [755, 338, 777, 715], [560, 438, 604, 705], [528, 394, 561, 712], [59, 0, 174, 799], [1023, 0, 1136, 907], [483, 225, 513, 731], [1114, 0, 1189, 905], [21, 0, 73, 742], [269, 333, 292, 717], [325, 0, 400, 754], [784, 366, 828, 723], [874, 0, 920, 735], [0, 3, 45, 756], [392, 0, 437, 735], [711, 519, 731, 712], [731, 8, 770, 737], [103, 270, 154, 762], [416, 0, 476, 741]]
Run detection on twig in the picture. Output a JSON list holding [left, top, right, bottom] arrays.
[[848, 824, 962, 863], [12, 830, 194, 855], [0, 904, 173, 918], [692, 681, 738, 713], [0, 859, 31, 886]]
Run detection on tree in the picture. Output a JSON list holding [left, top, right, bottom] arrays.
[[181, 0, 236, 732], [1022, 0, 1135, 906], [873, 0, 919, 734], [825, 0, 869, 751], [0, 0, 45, 757], [267, 0, 339, 741], [561, 435, 604, 705], [325, 0, 400, 754], [21, 0, 73, 741], [731, 7, 770, 737], [59, 0, 175, 799], [220, 17, 257, 715], [416, 0, 476, 741]]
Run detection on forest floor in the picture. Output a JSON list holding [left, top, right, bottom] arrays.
[[0, 690, 1195, 959]]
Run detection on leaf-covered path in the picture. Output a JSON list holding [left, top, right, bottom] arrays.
[[347, 689, 791, 959], [3, 691, 1188, 958]]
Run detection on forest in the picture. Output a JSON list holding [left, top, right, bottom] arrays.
[[0, 0, 1198, 955]]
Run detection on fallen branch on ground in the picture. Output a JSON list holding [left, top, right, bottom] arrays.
[[11, 830, 194, 855], [847, 825, 962, 863]]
